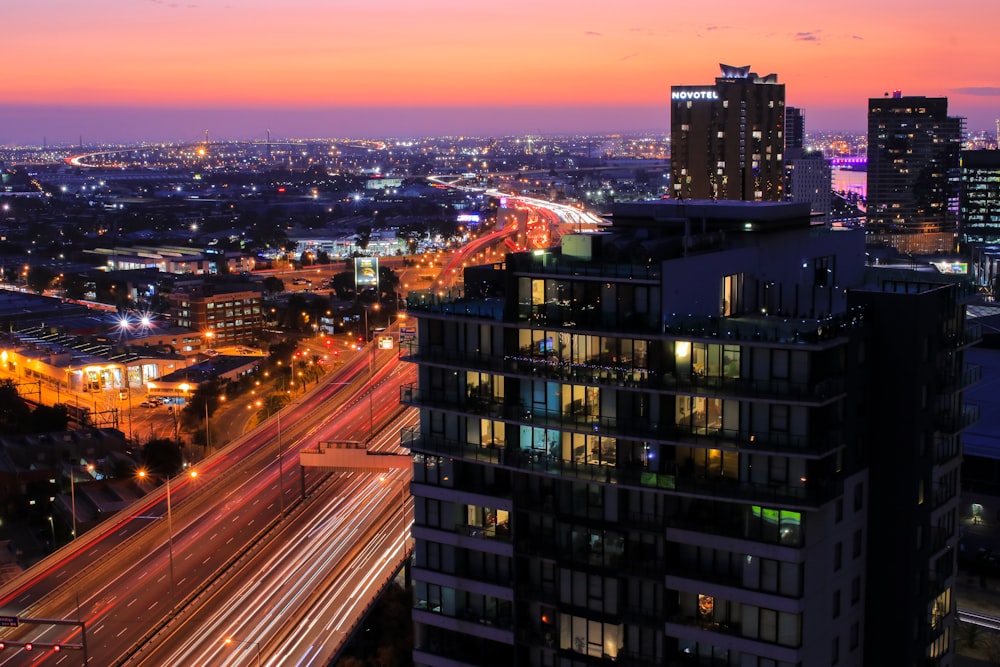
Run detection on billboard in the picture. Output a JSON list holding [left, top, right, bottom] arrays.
[[354, 257, 380, 289]]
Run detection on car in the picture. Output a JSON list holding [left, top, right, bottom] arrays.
[[139, 400, 158, 408]]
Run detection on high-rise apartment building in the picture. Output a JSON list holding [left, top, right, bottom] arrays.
[[866, 93, 963, 251], [671, 64, 785, 202], [403, 200, 976, 666]]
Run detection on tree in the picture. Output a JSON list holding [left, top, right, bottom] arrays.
[[30, 404, 69, 432], [142, 438, 183, 477], [180, 379, 223, 431], [26, 266, 56, 294], [0, 379, 31, 433], [262, 276, 285, 294]]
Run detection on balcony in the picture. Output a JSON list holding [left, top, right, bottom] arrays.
[[516, 302, 661, 333], [933, 434, 960, 466], [405, 291, 505, 321], [403, 428, 842, 509], [506, 251, 662, 282], [402, 385, 845, 458], [408, 344, 846, 405], [934, 404, 979, 435], [937, 363, 981, 394], [945, 321, 982, 349], [663, 308, 865, 346]]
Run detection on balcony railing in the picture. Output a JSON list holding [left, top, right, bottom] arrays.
[[406, 344, 846, 404], [405, 291, 505, 320], [945, 321, 982, 349], [402, 384, 845, 458], [934, 404, 979, 435], [404, 428, 842, 508], [937, 363, 982, 394]]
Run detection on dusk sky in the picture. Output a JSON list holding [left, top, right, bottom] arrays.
[[3, 0, 997, 145]]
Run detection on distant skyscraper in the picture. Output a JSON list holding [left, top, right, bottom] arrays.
[[788, 151, 832, 224], [960, 149, 1000, 245], [785, 106, 805, 159], [671, 64, 786, 202], [866, 94, 963, 249], [784, 107, 832, 224]]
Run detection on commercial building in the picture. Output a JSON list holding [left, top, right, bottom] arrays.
[[960, 150, 1000, 246], [671, 64, 786, 202], [784, 107, 804, 160], [866, 93, 963, 252], [166, 281, 263, 347], [403, 200, 975, 666], [783, 108, 831, 224]]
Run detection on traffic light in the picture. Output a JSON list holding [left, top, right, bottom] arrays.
[[53, 644, 61, 652], [325, 339, 331, 346], [0, 640, 6, 649], [23, 643, 31, 651]]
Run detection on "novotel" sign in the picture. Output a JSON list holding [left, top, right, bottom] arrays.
[[671, 89, 719, 101]]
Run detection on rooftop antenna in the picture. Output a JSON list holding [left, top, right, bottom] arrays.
[[204, 129, 209, 145]]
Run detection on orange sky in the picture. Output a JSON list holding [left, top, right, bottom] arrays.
[[3, 0, 998, 142]]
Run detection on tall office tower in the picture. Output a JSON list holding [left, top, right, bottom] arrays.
[[671, 64, 785, 202], [785, 106, 805, 160], [404, 200, 974, 666], [960, 150, 1000, 295], [866, 93, 964, 251], [960, 149, 1000, 245]]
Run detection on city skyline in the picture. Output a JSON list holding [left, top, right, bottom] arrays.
[[3, 0, 998, 144]]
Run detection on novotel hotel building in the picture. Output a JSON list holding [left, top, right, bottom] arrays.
[[671, 64, 786, 202]]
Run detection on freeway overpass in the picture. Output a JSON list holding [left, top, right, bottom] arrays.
[[0, 340, 414, 665]]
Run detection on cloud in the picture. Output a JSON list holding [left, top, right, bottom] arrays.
[[795, 31, 820, 42], [705, 25, 730, 31], [852, 34, 864, 40], [584, 31, 602, 37], [953, 87, 1000, 96], [620, 53, 638, 61]]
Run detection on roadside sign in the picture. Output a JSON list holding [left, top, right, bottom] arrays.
[[378, 336, 395, 350], [0, 615, 19, 627], [400, 326, 416, 341]]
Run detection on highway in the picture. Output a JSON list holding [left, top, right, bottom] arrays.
[[0, 340, 414, 665], [0, 179, 588, 666]]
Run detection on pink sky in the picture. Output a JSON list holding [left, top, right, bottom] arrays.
[[2, 0, 997, 143]]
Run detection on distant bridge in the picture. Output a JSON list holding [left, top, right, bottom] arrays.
[[829, 156, 867, 168]]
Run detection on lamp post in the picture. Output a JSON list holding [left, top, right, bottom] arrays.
[[223, 637, 262, 666], [205, 399, 211, 452], [138, 468, 197, 616], [69, 462, 95, 540], [277, 410, 285, 514]]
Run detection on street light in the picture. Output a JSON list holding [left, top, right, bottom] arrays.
[[69, 461, 95, 539], [223, 637, 262, 666], [137, 468, 198, 616]]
